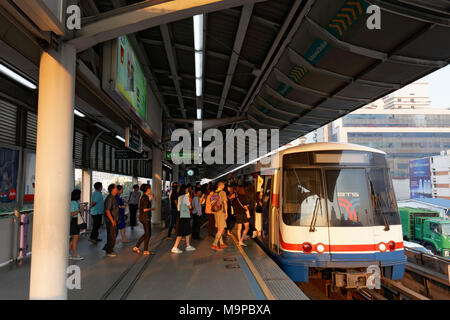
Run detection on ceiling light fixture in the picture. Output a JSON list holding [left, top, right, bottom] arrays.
[[193, 14, 204, 98], [0, 63, 37, 90]]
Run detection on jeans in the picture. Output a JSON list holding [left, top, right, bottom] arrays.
[[129, 204, 138, 227], [167, 207, 178, 237], [90, 214, 103, 240], [136, 218, 152, 251], [104, 220, 118, 253], [192, 214, 202, 239]]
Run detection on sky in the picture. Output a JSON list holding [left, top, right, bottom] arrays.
[[419, 65, 450, 109]]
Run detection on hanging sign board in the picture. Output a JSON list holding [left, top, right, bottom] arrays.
[[115, 150, 150, 160], [125, 127, 143, 153]]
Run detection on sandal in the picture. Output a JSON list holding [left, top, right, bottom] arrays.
[[132, 247, 141, 254]]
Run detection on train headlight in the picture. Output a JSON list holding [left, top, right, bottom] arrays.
[[316, 243, 325, 254], [378, 242, 387, 252], [388, 241, 396, 251], [302, 243, 313, 254]]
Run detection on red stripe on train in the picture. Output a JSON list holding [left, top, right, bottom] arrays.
[[279, 231, 403, 253]]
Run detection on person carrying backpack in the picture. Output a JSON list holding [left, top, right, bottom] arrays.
[[210, 181, 229, 251]]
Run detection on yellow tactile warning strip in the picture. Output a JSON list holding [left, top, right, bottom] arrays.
[[229, 233, 277, 300]]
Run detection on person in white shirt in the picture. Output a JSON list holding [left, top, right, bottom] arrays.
[[171, 185, 196, 253]]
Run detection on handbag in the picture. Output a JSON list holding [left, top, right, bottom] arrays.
[[237, 196, 250, 219], [77, 211, 87, 230]]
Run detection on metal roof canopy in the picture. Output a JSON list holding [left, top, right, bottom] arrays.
[[71, 0, 449, 178]]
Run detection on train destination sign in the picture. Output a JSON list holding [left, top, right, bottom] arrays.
[[115, 150, 149, 160]]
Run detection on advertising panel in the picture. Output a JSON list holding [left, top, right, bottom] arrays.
[[116, 36, 147, 120], [24, 152, 36, 202], [0, 148, 19, 204], [409, 158, 432, 199]]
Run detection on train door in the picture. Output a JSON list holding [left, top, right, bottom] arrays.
[[324, 168, 376, 262], [261, 175, 272, 248]]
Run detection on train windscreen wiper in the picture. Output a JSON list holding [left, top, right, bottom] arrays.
[[309, 197, 321, 232]]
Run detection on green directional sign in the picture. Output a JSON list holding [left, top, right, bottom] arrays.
[[165, 151, 195, 161]]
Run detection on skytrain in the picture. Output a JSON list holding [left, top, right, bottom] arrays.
[[220, 142, 406, 288]]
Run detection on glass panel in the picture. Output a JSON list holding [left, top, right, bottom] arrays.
[[367, 168, 401, 225], [326, 169, 373, 227], [442, 224, 450, 236], [282, 169, 326, 227]]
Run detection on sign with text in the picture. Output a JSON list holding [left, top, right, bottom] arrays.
[[115, 150, 150, 160], [0, 148, 19, 204], [125, 127, 142, 153], [409, 158, 432, 199]]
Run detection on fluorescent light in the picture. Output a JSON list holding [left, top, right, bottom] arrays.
[[94, 123, 111, 133], [193, 15, 204, 51], [197, 108, 202, 119], [74, 109, 85, 118], [0, 63, 37, 89], [196, 78, 202, 97], [115, 135, 125, 143], [195, 51, 203, 78]]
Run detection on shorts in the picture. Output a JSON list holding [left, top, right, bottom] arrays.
[[70, 217, 80, 236], [235, 212, 249, 224], [214, 211, 227, 229]]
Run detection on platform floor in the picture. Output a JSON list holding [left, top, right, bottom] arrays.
[[0, 224, 269, 300]]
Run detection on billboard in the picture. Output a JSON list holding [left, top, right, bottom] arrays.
[[116, 36, 147, 120], [23, 152, 36, 202], [409, 158, 432, 199], [0, 148, 19, 204]]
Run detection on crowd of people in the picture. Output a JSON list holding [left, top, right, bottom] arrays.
[[68, 178, 262, 260]]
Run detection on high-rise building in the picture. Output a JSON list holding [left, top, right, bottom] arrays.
[[430, 151, 450, 200], [312, 82, 450, 200]]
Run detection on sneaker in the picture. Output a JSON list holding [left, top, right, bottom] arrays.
[[220, 243, 229, 249], [211, 245, 223, 251], [252, 231, 258, 238], [107, 252, 117, 257], [185, 246, 196, 252], [71, 255, 84, 261], [245, 236, 250, 241], [239, 242, 247, 247], [171, 247, 183, 254]]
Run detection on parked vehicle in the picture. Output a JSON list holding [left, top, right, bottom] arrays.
[[399, 207, 450, 258]]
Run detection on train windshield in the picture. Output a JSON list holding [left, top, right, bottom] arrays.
[[282, 168, 328, 227], [441, 224, 450, 236], [326, 169, 373, 227]]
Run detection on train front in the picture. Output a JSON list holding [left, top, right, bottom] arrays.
[[279, 145, 406, 288]]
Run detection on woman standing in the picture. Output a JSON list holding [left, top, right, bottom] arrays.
[[69, 189, 86, 260], [231, 185, 250, 247], [133, 184, 155, 255], [116, 185, 130, 243], [167, 182, 179, 240], [127, 184, 141, 230], [171, 185, 196, 253], [254, 191, 263, 238]]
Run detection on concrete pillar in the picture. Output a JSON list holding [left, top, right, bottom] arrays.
[[151, 147, 162, 225], [29, 44, 76, 300], [81, 169, 92, 204]]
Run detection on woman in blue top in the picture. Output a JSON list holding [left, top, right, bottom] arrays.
[[116, 185, 130, 243], [70, 189, 86, 261]]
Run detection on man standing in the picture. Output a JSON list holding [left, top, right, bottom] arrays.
[[210, 181, 228, 251], [103, 184, 120, 257], [191, 188, 203, 240], [127, 184, 141, 230], [89, 182, 104, 243]]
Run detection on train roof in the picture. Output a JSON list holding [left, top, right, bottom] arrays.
[[279, 142, 386, 156]]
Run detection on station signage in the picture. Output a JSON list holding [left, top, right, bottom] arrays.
[[166, 151, 195, 161], [125, 127, 142, 153], [115, 150, 150, 160]]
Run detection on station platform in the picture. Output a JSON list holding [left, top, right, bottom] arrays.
[[0, 223, 307, 300]]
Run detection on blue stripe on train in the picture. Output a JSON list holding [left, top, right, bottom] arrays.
[[269, 250, 406, 282]]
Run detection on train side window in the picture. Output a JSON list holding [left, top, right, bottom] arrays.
[[282, 168, 327, 227], [325, 169, 373, 227], [367, 168, 401, 226]]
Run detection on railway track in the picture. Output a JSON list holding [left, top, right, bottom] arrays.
[[298, 248, 450, 300]]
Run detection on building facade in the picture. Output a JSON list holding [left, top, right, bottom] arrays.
[[431, 152, 450, 200]]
